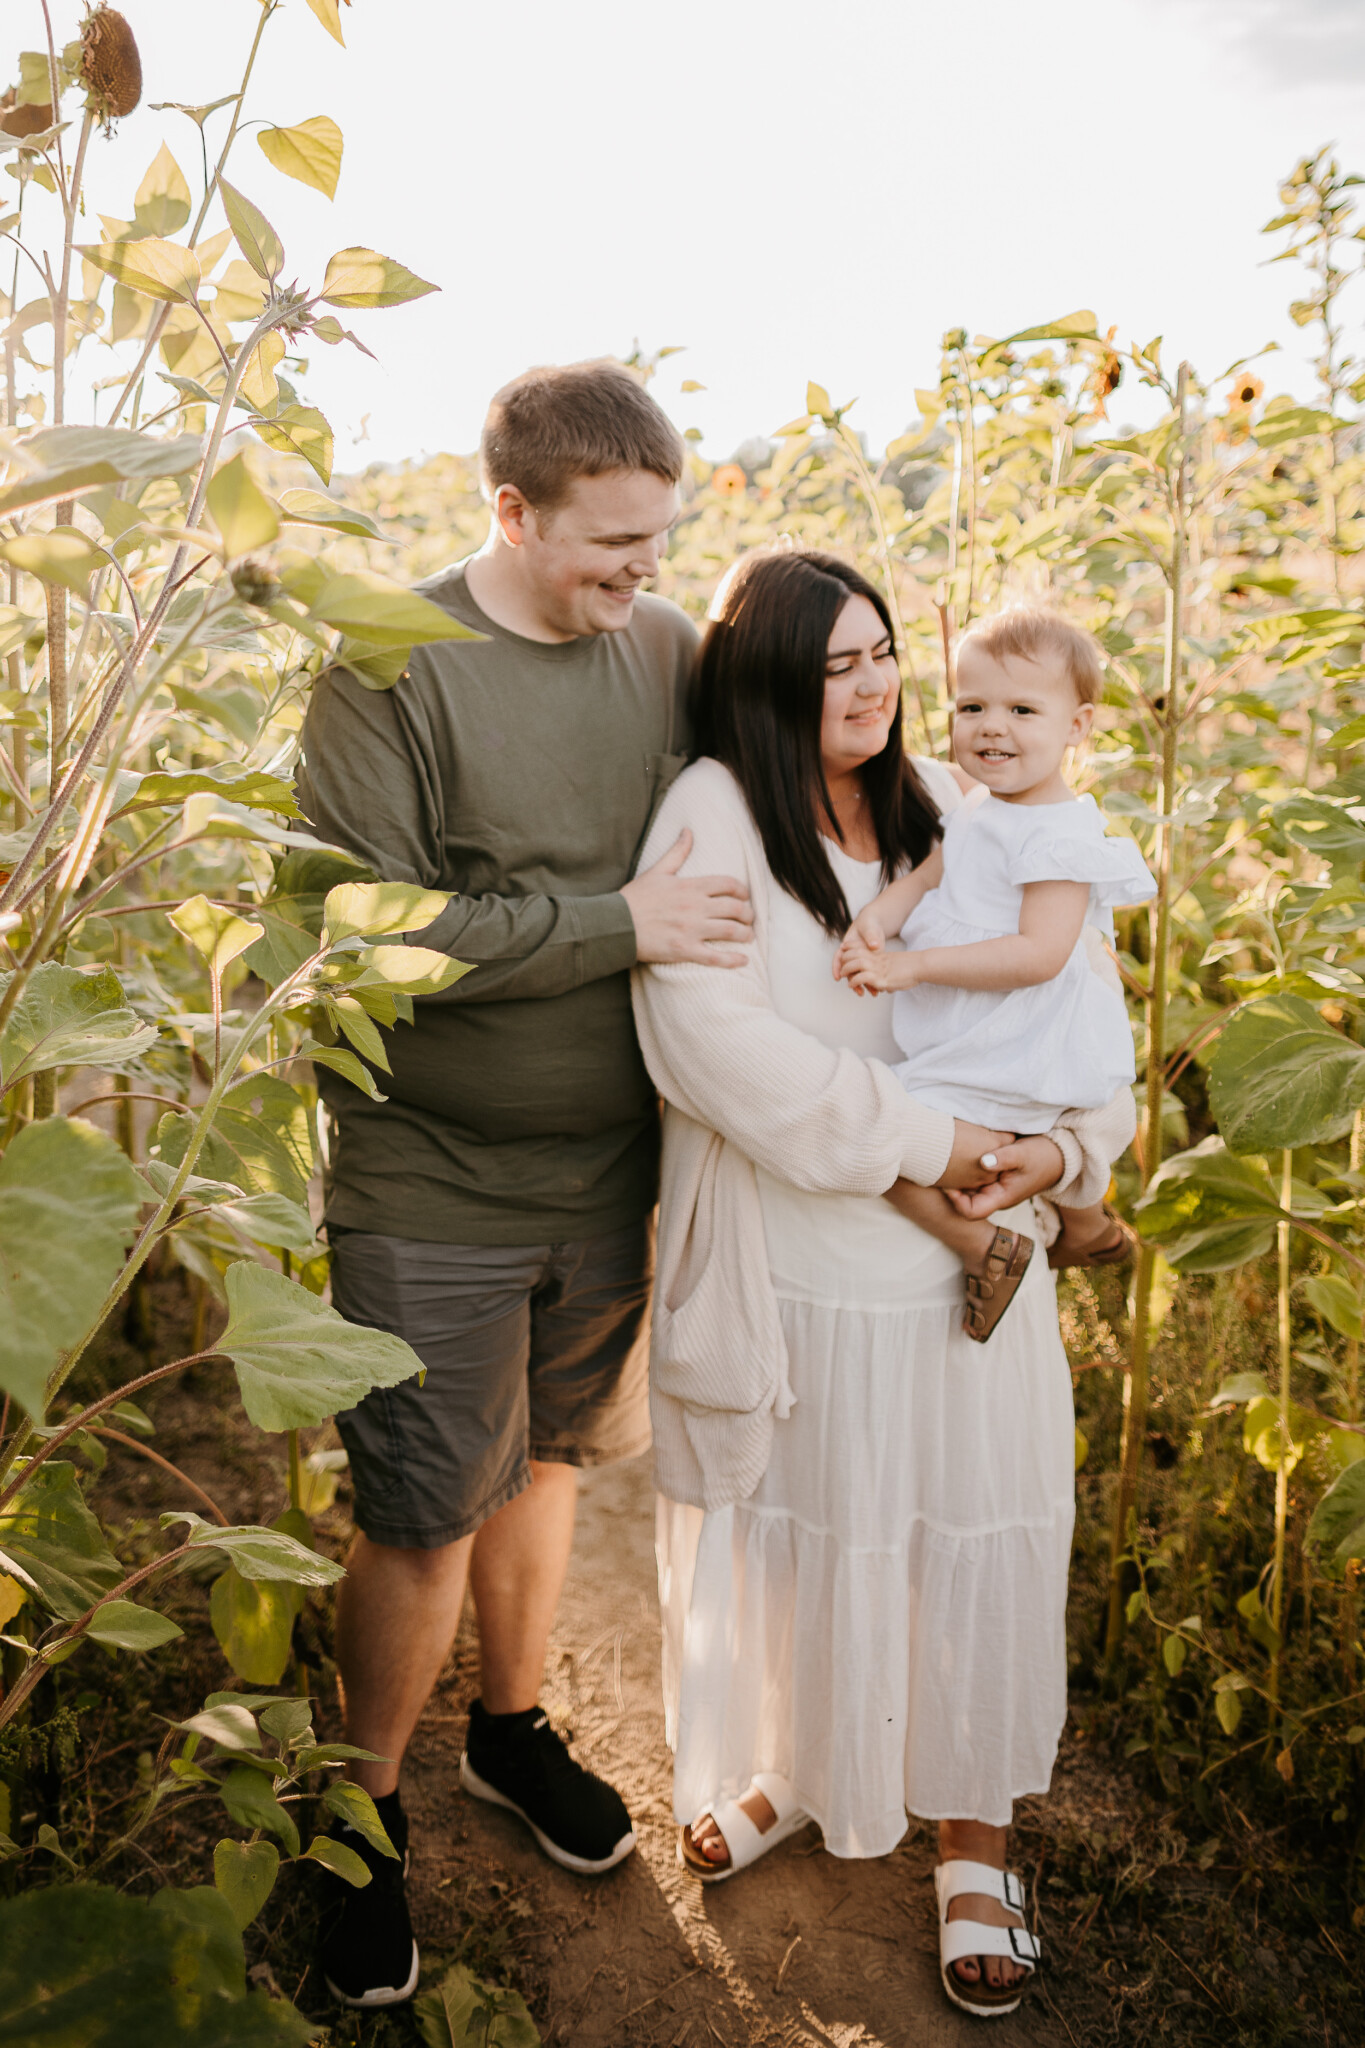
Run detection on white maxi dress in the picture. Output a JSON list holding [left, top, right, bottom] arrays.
[[657, 814, 1077, 1851]]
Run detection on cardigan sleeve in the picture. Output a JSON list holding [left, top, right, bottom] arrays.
[[631, 765, 955, 1193], [1045, 1088, 1137, 1207]]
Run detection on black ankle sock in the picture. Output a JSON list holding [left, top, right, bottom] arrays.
[[472, 1700, 541, 1739]]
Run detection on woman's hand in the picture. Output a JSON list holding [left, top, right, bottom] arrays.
[[935, 1122, 1017, 1190], [942, 1134, 1066, 1216]]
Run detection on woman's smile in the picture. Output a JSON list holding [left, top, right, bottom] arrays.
[[820, 594, 902, 768]]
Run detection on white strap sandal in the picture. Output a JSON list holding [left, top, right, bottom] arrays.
[[934, 1859, 1041, 2017], [678, 1773, 809, 1884]]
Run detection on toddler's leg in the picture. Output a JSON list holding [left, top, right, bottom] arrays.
[[1053, 1200, 1115, 1246], [885, 1182, 1027, 1278], [1049, 1198, 1131, 1267]]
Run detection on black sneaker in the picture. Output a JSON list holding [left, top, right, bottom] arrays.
[[460, 1699, 636, 1875], [317, 1796, 419, 2008]]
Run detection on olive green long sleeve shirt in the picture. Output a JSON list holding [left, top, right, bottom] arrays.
[[295, 561, 697, 1243]]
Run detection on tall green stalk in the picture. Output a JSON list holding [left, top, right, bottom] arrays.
[[106, 1, 278, 428], [1269, 1148, 1294, 1722], [834, 422, 935, 752], [2, 181, 26, 831], [0, 295, 290, 970], [955, 344, 979, 624], [1105, 362, 1191, 1665], [1341, 1108, 1363, 1688], [1348, 1106, 1364, 1426]]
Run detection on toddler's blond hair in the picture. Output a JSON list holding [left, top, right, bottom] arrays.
[[958, 607, 1103, 706]]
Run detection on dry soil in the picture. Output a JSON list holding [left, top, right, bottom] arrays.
[[397, 1451, 1069, 2048]]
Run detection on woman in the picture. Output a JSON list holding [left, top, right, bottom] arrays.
[[631, 551, 1134, 2018]]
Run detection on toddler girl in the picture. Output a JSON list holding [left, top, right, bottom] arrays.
[[834, 607, 1154, 1341]]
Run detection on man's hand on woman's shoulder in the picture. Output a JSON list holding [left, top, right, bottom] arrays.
[[623, 829, 755, 967]]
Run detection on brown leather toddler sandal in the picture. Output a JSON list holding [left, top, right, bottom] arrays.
[[1047, 1206, 1136, 1271], [963, 1228, 1034, 1343]]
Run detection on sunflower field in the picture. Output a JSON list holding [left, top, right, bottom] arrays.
[[0, 3, 1363, 2043]]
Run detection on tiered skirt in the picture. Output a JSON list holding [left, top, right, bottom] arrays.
[[658, 1177, 1075, 1854]]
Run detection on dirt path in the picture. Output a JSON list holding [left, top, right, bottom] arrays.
[[398, 1452, 1067, 2048], [83, 1286, 1347, 2046]]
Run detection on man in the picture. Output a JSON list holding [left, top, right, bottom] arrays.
[[296, 361, 754, 2008]]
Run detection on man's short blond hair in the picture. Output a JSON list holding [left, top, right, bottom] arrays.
[[480, 360, 685, 513], [959, 607, 1103, 705]]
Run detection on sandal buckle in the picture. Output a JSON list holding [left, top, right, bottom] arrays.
[[1003, 1871, 1025, 1912], [1008, 1925, 1039, 1963]]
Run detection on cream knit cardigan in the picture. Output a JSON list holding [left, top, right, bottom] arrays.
[[631, 757, 1137, 1512]]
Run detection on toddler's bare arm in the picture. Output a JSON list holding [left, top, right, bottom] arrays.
[[833, 845, 943, 983], [847, 877, 1089, 993]]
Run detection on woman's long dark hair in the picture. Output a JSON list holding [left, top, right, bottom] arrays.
[[692, 549, 941, 937]]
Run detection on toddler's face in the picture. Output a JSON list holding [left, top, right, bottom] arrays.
[[950, 642, 1094, 798]]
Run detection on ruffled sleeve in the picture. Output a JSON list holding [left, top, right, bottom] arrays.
[[1007, 797, 1155, 912]]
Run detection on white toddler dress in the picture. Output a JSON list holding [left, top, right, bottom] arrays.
[[891, 789, 1154, 1134]]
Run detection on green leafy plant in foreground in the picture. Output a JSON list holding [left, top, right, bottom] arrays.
[[0, 1881, 315, 2046], [0, 0, 482, 2019], [415, 1963, 542, 2048], [4, 1684, 395, 1931]]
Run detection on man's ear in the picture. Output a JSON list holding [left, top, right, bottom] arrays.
[[493, 484, 534, 548]]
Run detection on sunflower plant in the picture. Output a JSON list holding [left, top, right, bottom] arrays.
[[0, 3, 476, 2023]]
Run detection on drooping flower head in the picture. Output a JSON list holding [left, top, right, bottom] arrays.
[[80, 6, 142, 132]]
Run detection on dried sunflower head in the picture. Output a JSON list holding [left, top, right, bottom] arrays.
[[0, 87, 54, 138], [80, 6, 142, 131]]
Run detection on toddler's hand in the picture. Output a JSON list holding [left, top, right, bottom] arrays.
[[833, 910, 886, 984], [848, 948, 925, 996], [842, 939, 905, 996]]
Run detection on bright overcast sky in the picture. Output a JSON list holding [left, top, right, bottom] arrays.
[[17, 0, 1365, 468]]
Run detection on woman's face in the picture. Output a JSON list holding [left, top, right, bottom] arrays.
[[819, 594, 900, 778]]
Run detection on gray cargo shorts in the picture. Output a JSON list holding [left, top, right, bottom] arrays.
[[328, 1220, 653, 1549]]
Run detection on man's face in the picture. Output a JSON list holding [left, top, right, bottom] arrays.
[[505, 469, 681, 638]]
